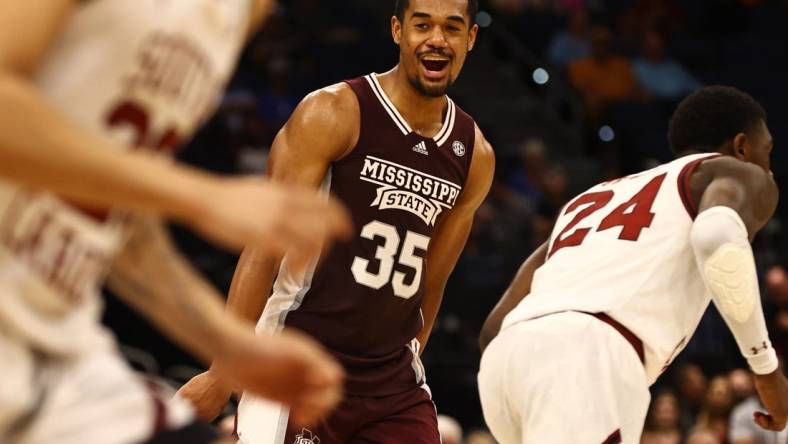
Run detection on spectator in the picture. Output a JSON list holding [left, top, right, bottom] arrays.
[[568, 27, 642, 119], [613, 6, 645, 57], [641, 391, 683, 444], [533, 164, 569, 243], [546, 8, 592, 69], [632, 30, 702, 101], [507, 138, 549, 202], [686, 427, 722, 444], [728, 368, 755, 404], [675, 363, 709, 430], [695, 376, 735, 443], [437, 414, 463, 444]]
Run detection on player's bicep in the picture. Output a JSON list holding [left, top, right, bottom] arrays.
[[266, 85, 359, 188], [0, 0, 75, 74]]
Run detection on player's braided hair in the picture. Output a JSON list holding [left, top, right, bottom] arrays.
[[668, 86, 766, 156], [394, 0, 478, 25]]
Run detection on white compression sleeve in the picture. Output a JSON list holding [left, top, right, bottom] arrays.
[[690, 206, 778, 375]]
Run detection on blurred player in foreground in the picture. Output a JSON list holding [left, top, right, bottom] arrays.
[[479, 86, 787, 443], [178, 0, 495, 442], [0, 1, 351, 443]]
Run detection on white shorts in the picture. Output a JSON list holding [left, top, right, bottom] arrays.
[[0, 326, 193, 444], [478, 312, 650, 444]]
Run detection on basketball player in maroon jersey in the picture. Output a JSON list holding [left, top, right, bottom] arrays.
[[179, 0, 495, 442]]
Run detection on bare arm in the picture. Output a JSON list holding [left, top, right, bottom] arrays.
[[0, 1, 217, 220], [479, 242, 548, 353], [111, 217, 343, 425], [106, 218, 251, 364], [417, 125, 495, 353], [0, 1, 352, 254]]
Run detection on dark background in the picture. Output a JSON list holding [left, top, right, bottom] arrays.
[[103, 1, 788, 442]]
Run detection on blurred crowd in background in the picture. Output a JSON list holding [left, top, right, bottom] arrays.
[[102, 1, 788, 443]]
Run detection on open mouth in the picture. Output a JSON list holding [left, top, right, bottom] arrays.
[[420, 58, 450, 79], [422, 59, 449, 72]]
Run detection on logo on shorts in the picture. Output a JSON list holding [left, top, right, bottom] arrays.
[[452, 140, 465, 157], [294, 428, 320, 444]]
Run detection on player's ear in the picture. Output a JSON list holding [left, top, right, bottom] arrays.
[[392, 16, 402, 45], [468, 24, 479, 51], [732, 132, 749, 161]]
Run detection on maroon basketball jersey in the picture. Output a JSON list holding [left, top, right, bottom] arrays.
[[272, 73, 476, 396]]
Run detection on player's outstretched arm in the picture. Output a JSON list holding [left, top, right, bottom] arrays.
[[177, 83, 359, 420], [108, 217, 344, 427], [0, 1, 212, 220], [417, 125, 495, 354], [479, 241, 548, 353], [0, 1, 351, 254], [690, 157, 785, 431]]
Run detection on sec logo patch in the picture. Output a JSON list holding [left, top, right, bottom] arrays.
[[452, 141, 465, 157]]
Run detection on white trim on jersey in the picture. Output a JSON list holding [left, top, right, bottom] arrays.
[[434, 98, 456, 147], [366, 74, 412, 136], [259, 169, 332, 333], [366, 73, 456, 145]]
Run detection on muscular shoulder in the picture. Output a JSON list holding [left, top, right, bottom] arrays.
[[299, 82, 359, 118], [281, 82, 360, 160], [691, 156, 778, 232]]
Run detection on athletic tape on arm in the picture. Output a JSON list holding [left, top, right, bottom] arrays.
[[690, 206, 778, 375]]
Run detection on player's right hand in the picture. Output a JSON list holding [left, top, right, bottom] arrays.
[[189, 177, 352, 266], [210, 328, 345, 427], [753, 369, 788, 431]]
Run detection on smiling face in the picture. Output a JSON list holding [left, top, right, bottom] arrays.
[[392, 0, 478, 97]]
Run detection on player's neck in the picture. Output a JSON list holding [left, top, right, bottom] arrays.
[[377, 68, 448, 136]]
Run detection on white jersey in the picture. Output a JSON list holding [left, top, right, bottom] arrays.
[[0, 0, 252, 355], [503, 153, 720, 384]]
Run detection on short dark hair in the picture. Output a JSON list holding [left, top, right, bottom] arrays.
[[394, 0, 479, 25], [668, 86, 766, 155]]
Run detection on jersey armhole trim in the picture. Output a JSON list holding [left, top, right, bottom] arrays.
[[677, 154, 722, 220]]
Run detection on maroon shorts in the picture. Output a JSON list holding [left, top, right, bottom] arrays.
[[283, 385, 439, 444]]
